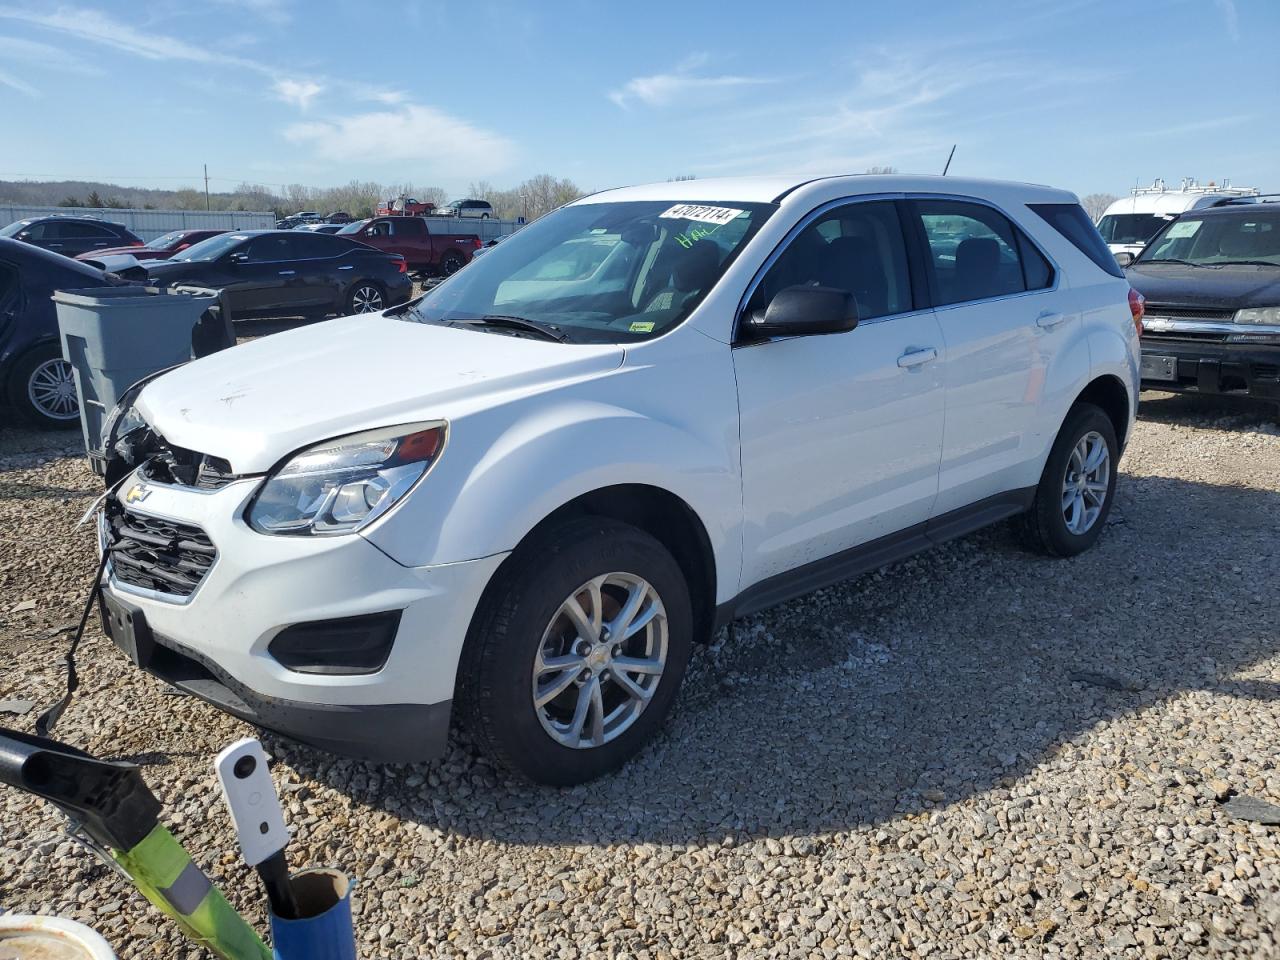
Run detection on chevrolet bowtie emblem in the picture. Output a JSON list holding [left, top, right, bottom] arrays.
[[124, 482, 152, 504]]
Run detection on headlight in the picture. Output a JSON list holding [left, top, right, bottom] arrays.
[[100, 400, 147, 450], [1235, 306, 1280, 325], [247, 422, 446, 536]]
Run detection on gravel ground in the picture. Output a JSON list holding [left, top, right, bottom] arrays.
[[1, 390, 1279, 959]]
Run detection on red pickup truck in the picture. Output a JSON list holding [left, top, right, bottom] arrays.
[[340, 216, 480, 276]]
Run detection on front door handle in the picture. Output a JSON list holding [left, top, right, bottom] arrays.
[[1036, 310, 1070, 330], [278, 270, 296, 276], [897, 347, 938, 369], [337, 265, 354, 270]]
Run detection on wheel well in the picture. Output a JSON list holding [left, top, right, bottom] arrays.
[[1074, 375, 1131, 449], [511, 485, 718, 643]]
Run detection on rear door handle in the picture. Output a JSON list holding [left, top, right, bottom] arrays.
[[338, 265, 354, 270], [278, 270, 296, 276], [897, 347, 938, 369], [1036, 310, 1070, 330]]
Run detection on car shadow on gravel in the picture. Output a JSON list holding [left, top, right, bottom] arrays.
[[274, 472, 1279, 847]]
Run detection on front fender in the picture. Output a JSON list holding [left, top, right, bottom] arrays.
[[362, 336, 743, 603]]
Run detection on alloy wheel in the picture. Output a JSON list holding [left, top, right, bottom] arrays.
[[27, 358, 79, 421], [351, 285, 384, 313], [532, 572, 668, 749], [1061, 430, 1110, 535]]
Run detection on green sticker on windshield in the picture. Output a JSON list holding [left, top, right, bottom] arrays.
[[629, 321, 655, 333]]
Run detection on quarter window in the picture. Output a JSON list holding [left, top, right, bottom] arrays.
[[750, 200, 912, 322], [913, 200, 1051, 306]]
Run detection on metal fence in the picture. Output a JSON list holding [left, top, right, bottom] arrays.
[[0, 205, 276, 241]]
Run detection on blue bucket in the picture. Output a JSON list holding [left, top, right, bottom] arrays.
[[269, 868, 356, 960]]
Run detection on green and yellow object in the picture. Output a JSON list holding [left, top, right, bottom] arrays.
[[0, 726, 270, 960]]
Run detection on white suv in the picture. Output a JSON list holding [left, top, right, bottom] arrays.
[[97, 175, 1141, 785]]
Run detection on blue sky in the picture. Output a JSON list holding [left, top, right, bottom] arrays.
[[0, 0, 1275, 198]]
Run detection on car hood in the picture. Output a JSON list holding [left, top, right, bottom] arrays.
[[1126, 263, 1280, 309], [136, 313, 625, 474]]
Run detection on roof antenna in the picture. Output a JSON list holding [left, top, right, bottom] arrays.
[[942, 144, 956, 176]]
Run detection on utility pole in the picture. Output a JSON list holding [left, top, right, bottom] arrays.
[[204, 164, 211, 210]]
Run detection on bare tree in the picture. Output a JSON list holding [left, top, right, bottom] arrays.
[[1081, 193, 1119, 222]]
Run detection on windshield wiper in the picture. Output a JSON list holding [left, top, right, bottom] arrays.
[[458, 315, 571, 343], [1138, 258, 1199, 266], [1213, 259, 1280, 268]]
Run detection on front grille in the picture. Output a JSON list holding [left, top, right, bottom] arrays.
[[105, 504, 216, 598], [1144, 305, 1236, 322], [1142, 329, 1229, 342]]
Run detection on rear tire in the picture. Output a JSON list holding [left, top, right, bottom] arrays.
[[1021, 402, 1118, 557], [345, 282, 385, 314], [7, 343, 80, 430], [459, 517, 693, 785], [439, 251, 465, 276]]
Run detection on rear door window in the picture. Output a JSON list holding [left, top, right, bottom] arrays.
[[911, 200, 1040, 305]]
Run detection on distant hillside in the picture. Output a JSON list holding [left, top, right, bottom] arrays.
[[0, 179, 280, 214]]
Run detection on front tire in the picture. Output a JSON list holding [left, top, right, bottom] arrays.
[[7, 343, 80, 430], [459, 518, 693, 785], [1021, 402, 1119, 557]]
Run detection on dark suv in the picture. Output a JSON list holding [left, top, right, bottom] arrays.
[[1126, 199, 1280, 415], [0, 216, 144, 259]]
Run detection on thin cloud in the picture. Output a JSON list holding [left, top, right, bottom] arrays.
[[609, 55, 772, 108], [0, 65, 36, 96], [1214, 0, 1240, 40], [283, 103, 514, 175], [274, 77, 322, 110], [211, 0, 291, 24]]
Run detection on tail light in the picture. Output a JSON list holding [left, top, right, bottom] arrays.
[[1128, 287, 1145, 337], [472, 238, 483, 250], [396, 259, 407, 274]]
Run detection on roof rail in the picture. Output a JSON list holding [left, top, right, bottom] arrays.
[[1209, 193, 1280, 207]]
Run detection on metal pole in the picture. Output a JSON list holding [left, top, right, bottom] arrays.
[[204, 165, 211, 211]]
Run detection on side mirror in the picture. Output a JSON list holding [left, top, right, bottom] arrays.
[[228, 251, 249, 264], [745, 285, 859, 339], [1114, 252, 1135, 268], [16, 231, 30, 240]]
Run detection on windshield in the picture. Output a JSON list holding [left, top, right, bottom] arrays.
[[1097, 213, 1171, 246], [337, 220, 370, 235], [1138, 211, 1280, 266], [0, 220, 32, 238], [407, 200, 774, 343], [168, 232, 250, 262], [147, 231, 185, 249]]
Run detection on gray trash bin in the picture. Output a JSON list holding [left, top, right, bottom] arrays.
[[53, 285, 219, 466]]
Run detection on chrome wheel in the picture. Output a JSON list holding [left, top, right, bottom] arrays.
[[1061, 430, 1110, 535], [27, 358, 79, 421], [532, 572, 668, 749], [350, 285, 383, 313]]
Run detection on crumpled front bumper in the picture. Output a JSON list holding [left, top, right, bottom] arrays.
[[98, 472, 506, 762]]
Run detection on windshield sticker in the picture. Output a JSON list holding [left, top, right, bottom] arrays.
[[1166, 220, 1201, 239], [660, 204, 744, 226], [629, 321, 655, 333]]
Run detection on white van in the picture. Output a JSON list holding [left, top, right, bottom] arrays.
[[1097, 178, 1259, 261]]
